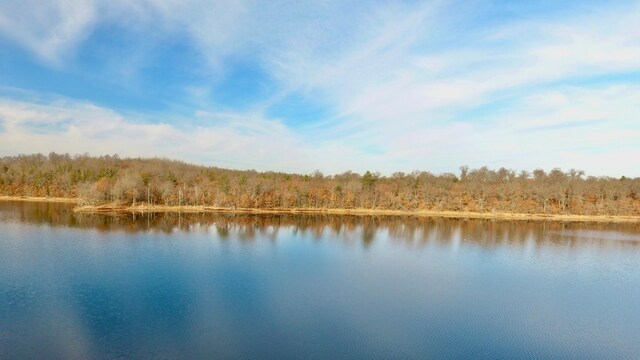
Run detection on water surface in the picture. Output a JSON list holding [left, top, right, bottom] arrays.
[[1, 201, 639, 359]]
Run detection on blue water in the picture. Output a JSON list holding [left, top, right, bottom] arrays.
[[1, 201, 640, 359]]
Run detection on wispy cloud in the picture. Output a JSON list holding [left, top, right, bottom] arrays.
[[0, 0, 98, 64]]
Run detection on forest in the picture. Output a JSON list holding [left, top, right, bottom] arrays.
[[1, 153, 639, 216]]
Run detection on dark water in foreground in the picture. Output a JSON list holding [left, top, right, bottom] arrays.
[[1, 201, 640, 359]]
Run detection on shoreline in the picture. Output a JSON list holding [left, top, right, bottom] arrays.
[[73, 205, 640, 223], [0, 196, 79, 204], [2, 196, 639, 223]]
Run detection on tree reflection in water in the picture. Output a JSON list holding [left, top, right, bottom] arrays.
[[1, 200, 639, 251]]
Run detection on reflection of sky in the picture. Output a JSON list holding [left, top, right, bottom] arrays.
[[1, 213, 640, 358]]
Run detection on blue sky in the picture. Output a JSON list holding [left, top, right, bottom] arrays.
[[0, 0, 639, 176]]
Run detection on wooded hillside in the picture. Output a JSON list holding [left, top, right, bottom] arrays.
[[1, 153, 639, 216]]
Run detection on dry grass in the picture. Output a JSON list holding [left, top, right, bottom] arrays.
[[0, 196, 78, 204]]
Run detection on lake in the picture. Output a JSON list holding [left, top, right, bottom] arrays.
[[1, 201, 639, 359]]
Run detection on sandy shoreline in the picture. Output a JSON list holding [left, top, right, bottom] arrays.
[[2, 196, 639, 223]]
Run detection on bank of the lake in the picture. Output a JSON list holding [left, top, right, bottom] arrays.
[[2, 196, 639, 223], [0, 195, 78, 203]]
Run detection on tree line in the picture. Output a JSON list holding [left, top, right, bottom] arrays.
[[1, 153, 639, 216]]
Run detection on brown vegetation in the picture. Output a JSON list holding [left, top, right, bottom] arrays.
[[1, 153, 639, 217]]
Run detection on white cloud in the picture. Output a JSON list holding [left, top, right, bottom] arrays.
[[0, 0, 97, 63], [0, 95, 378, 173], [260, 0, 640, 175], [298, 1, 640, 125], [0, 0, 379, 68], [1, 80, 639, 177]]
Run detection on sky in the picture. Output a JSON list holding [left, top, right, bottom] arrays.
[[0, 0, 639, 176]]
